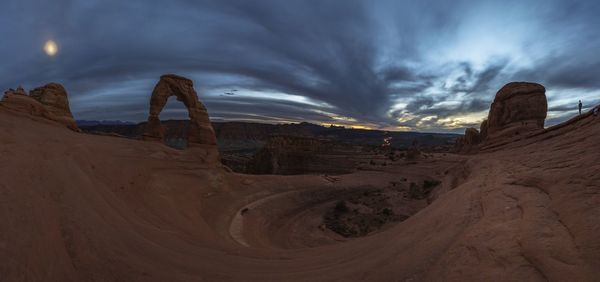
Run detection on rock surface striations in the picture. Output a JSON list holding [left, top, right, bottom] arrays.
[[1, 83, 78, 131], [485, 82, 547, 140], [456, 82, 548, 152]]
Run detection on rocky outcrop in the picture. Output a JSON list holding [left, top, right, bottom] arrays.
[[454, 127, 481, 153], [246, 135, 376, 175], [1, 83, 78, 131], [479, 119, 488, 140], [464, 128, 481, 145], [29, 83, 78, 130], [486, 82, 547, 139], [142, 74, 217, 146], [456, 82, 548, 154]]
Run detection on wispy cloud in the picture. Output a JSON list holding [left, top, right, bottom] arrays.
[[1, 0, 600, 132]]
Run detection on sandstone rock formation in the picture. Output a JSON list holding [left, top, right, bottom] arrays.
[[142, 74, 217, 146], [3, 80, 600, 280], [479, 119, 488, 140], [1, 83, 78, 131], [454, 127, 481, 153], [456, 82, 548, 153], [29, 83, 78, 129], [246, 135, 377, 175], [486, 82, 547, 139], [464, 127, 481, 145]]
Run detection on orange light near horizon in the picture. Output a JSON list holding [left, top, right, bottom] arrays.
[[44, 40, 58, 56], [321, 123, 373, 130]]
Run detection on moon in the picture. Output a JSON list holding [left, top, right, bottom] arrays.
[[44, 40, 58, 56]]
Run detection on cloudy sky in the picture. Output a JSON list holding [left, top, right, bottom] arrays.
[[2, 0, 600, 132]]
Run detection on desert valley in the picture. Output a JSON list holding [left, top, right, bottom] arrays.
[[1, 74, 599, 281]]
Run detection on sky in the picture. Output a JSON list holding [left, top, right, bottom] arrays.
[[2, 0, 600, 133]]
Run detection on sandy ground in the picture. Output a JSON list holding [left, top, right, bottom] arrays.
[[1, 106, 599, 281]]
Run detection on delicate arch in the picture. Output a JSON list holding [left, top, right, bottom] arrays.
[[143, 74, 217, 145]]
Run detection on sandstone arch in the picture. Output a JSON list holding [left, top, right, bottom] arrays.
[[143, 74, 217, 145]]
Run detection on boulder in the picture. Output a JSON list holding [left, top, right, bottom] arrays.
[[142, 74, 217, 146], [486, 82, 547, 139]]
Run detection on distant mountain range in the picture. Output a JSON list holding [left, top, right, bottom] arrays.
[[79, 120, 460, 150], [79, 120, 460, 173], [76, 120, 137, 126]]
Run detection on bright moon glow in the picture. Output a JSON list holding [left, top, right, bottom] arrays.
[[44, 40, 58, 56]]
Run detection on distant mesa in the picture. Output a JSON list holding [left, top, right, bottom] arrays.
[[2, 83, 79, 131], [142, 74, 217, 146], [456, 81, 547, 153], [76, 120, 136, 126]]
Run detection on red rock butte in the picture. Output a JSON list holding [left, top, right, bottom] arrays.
[[456, 81, 549, 153], [486, 82, 547, 139]]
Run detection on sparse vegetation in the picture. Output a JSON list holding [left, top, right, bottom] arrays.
[[408, 179, 441, 200], [323, 189, 405, 238], [334, 200, 349, 213], [423, 180, 441, 189]]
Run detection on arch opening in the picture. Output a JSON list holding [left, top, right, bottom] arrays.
[[159, 97, 190, 149], [142, 74, 217, 147]]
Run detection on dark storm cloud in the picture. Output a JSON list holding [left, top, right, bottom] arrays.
[[448, 60, 508, 95], [2, 0, 600, 132]]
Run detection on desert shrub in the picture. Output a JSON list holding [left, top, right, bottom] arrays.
[[334, 201, 349, 213], [423, 180, 441, 189], [408, 182, 421, 199], [409, 181, 439, 200], [381, 208, 393, 216], [405, 148, 421, 160]]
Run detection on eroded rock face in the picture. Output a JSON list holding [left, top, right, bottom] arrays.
[[487, 82, 547, 139], [246, 135, 374, 175], [1, 83, 78, 131], [454, 127, 481, 153], [479, 119, 488, 140], [29, 83, 78, 129], [142, 74, 217, 146], [464, 128, 481, 145]]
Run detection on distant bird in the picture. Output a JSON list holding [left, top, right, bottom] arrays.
[[224, 92, 235, 96]]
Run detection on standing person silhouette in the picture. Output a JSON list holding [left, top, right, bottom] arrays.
[[579, 100, 583, 115]]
